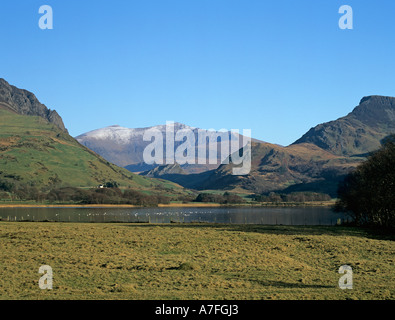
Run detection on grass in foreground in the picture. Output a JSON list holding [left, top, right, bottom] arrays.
[[0, 222, 394, 300]]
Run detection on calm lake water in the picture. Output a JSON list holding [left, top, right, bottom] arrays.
[[0, 206, 347, 225]]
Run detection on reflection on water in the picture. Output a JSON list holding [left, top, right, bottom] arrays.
[[0, 206, 347, 225]]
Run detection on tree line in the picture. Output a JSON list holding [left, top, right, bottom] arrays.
[[194, 192, 245, 204], [335, 135, 395, 228], [253, 192, 331, 203], [0, 184, 171, 206]]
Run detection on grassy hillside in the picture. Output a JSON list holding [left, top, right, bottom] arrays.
[[0, 108, 185, 194], [0, 222, 393, 300]]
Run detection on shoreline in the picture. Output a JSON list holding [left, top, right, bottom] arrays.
[[0, 203, 222, 209], [0, 201, 334, 209]]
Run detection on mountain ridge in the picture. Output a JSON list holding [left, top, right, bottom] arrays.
[[292, 95, 395, 156], [2, 77, 393, 198], [0, 78, 67, 133], [135, 96, 394, 196], [76, 122, 254, 173]]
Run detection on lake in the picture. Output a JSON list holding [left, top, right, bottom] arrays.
[[0, 206, 347, 225]]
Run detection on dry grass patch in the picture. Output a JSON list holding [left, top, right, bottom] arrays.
[[0, 222, 394, 300]]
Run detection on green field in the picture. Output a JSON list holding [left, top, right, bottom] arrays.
[[0, 222, 393, 300]]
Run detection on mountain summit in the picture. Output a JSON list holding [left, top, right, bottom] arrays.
[[293, 95, 395, 156], [76, 123, 252, 173], [0, 78, 67, 132]]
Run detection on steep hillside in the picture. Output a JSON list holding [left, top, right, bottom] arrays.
[[293, 96, 395, 156], [0, 78, 67, 132], [0, 108, 187, 194]]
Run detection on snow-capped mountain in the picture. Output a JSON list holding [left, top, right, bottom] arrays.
[[76, 122, 251, 173]]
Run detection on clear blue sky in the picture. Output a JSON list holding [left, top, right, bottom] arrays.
[[1, 0, 395, 145]]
